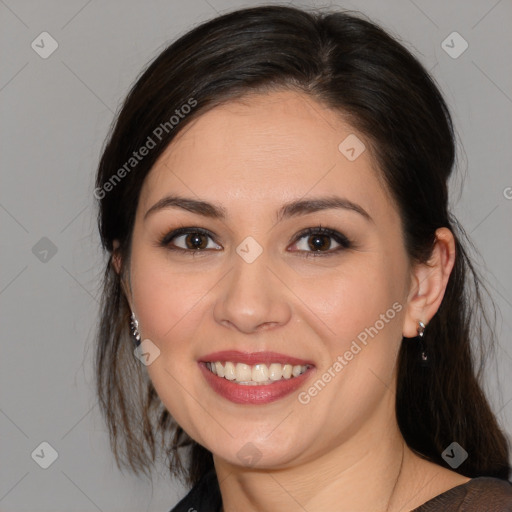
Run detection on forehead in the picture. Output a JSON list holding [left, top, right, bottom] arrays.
[[139, 90, 393, 219]]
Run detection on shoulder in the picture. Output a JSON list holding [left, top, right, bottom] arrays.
[[168, 469, 221, 512], [167, 471, 512, 511], [415, 476, 512, 511]]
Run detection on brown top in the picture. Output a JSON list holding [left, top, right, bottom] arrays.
[[170, 470, 512, 511], [413, 476, 512, 511]]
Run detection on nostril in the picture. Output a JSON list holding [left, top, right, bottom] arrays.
[[256, 321, 277, 330]]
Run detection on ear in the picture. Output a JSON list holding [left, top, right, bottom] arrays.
[[111, 240, 122, 274], [402, 227, 456, 338], [111, 240, 133, 306]]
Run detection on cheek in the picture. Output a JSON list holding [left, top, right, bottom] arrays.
[[128, 250, 209, 434], [293, 259, 404, 340], [296, 263, 405, 421], [292, 253, 407, 395], [129, 248, 208, 351]]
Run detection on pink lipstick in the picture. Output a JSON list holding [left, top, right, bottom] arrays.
[[198, 350, 315, 405]]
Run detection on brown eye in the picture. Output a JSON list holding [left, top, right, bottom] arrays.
[[161, 228, 222, 252], [289, 227, 352, 256], [307, 234, 332, 251], [184, 233, 209, 250]]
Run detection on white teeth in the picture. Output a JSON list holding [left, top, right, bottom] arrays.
[[252, 364, 269, 382], [224, 361, 236, 380], [205, 361, 309, 384], [268, 363, 282, 381], [235, 363, 252, 381], [292, 365, 303, 377], [215, 361, 225, 378]]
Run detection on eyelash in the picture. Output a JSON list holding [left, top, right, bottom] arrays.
[[158, 226, 353, 258], [289, 227, 352, 257]]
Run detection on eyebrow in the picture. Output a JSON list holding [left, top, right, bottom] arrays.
[[277, 196, 372, 223], [144, 195, 227, 220], [144, 194, 372, 222]]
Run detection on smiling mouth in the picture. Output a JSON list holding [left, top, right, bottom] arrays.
[[205, 361, 311, 385]]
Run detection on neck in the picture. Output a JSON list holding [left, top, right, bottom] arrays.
[[214, 407, 415, 512]]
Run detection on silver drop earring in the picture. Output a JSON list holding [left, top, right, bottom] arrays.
[[417, 320, 428, 367], [130, 312, 141, 346]]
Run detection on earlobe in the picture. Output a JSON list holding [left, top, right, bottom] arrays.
[[111, 240, 122, 274], [402, 227, 456, 338], [111, 240, 133, 307]]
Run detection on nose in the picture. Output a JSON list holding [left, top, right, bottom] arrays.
[[213, 252, 292, 334]]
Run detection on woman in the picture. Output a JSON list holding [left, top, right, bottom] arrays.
[[94, 6, 512, 511]]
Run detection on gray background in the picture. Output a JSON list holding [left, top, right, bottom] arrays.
[[1, 0, 511, 510]]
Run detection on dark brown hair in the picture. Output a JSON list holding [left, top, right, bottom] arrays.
[[94, 5, 510, 486]]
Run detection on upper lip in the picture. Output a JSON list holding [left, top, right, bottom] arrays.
[[199, 350, 314, 367]]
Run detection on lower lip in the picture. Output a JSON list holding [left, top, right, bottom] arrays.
[[198, 363, 314, 405]]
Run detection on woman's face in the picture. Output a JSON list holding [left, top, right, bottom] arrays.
[[126, 90, 414, 469]]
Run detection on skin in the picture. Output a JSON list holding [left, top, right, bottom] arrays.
[[115, 90, 469, 511]]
